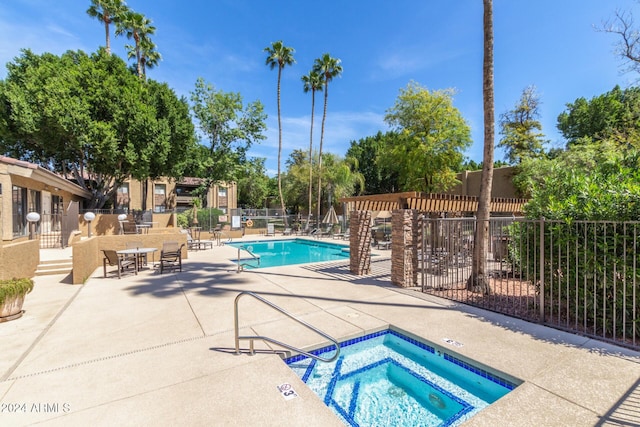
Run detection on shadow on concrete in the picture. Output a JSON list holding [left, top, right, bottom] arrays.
[[596, 377, 640, 426]]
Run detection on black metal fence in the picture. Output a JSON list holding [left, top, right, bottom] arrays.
[[421, 217, 640, 350]]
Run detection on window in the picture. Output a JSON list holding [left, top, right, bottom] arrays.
[[12, 185, 27, 237], [218, 186, 228, 210], [154, 184, 166, 212], [116, 184, 130, 212]]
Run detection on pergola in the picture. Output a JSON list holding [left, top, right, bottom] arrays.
[[339, 191, 528, 215]]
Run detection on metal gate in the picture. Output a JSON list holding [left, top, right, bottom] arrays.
[[38, 201, 79, 248]]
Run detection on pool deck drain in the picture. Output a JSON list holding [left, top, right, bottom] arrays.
[[0, 239, 639, 426]]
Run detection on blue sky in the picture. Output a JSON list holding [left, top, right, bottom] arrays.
[[0, 0, 638, 176]]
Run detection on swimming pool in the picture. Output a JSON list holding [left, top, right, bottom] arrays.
[[285, 328, 519, 426], [228, 239, 349, 268]]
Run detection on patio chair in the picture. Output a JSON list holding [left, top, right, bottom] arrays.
[[102, 250, 137, 279], [119, 221, 138, 235], [282, 227, 292, 235], [159, 241, 185, 274]]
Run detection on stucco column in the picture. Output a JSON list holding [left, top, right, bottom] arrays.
[[391, 209, 419, 287], [349, 210, 372, 275]]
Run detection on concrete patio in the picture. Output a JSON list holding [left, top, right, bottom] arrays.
[[1, 240, 639, 426]]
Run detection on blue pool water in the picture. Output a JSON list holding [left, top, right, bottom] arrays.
[[285, 329, 518, 427], [228, 239, 349, 268]]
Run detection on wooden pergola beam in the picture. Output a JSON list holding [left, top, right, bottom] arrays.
[[339, 192, 528, 215]]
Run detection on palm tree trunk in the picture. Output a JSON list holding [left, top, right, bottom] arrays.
[[276, 66, 288, 227], [316, 83, 329, 229], [467, 0, 494, 294], [104, 19, 111, 55], [307, 91, 315, 230]]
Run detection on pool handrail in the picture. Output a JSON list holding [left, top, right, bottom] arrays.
[[236, 245, 260, 272], [234, 291, 340, 363]]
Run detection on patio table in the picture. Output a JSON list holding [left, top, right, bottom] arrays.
[[117, 247, 158, 269]]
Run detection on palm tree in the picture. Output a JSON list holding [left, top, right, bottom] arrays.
[[301, 70, 323, 231], [312, 53, 342, 228], [126, 38, 161, 78], [467, 0, 494, 295], [86, 0, 129, 55], [117, 10, 156, 78], [264, 41, 296, 227]]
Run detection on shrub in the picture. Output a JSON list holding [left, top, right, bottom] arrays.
[[0, 278, 34, 306], [512, 148, 640, 339]]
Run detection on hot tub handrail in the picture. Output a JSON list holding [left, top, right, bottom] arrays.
[[234, 291, 340, 363]]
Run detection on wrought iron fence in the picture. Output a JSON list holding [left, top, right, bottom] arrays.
[[421, 217, 640, 350]]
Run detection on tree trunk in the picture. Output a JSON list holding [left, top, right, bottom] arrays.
[[276, 66, 288, 227], [316, 83, 329, 229], [467, 0, 494, 295], [105, 20, 111, 55], [307, 91, 315, 231]]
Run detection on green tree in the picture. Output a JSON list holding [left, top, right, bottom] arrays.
[[498, 86, 547, 164], [557, 85, 640, 148], [324, 154, 364, 204], [237, 157, 270, 208], [383, 82, 471, 193], [301, 70, 323, 228], [282, 149, 311, 215], [86, 0, 129, 55], [282, 150, 363, 219], [346, 131, 399, 194], [312, 53, 343, 227], [116, 10, 156, 78], [190, 77, 267, 187], [467, 0, 494, 295], [264, 41, 295, 225], [0, 49, 194, 208]]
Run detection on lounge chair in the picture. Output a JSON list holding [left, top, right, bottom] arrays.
[[159, 241, 185, 274], [265, 223, 275, 236], [102, 249, 137, 279], [319, 225, 334, 238], [333, 230, 350, 240], [282, 227, 292, 235], [182, 228, 213, 251]]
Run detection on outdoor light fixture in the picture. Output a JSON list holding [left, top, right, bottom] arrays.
[[84, 212, 96, 238], [117, 214, 127, 235], [26, 212, 40, 240]]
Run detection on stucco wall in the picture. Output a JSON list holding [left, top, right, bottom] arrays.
[[0, 239, 39, 280], [78, 214, 177, 237], [451, 166, 519, 199], [71, 232, 188, 284], [72, 237, 101, 285]]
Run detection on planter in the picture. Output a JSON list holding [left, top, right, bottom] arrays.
[[0, 278, 34, 322], [0, 294, 25, 321]]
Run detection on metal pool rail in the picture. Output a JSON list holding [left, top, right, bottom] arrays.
[[236, 245, 260, 272], [233, 291, 340, 362]]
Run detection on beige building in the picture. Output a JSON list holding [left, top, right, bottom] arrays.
[[0, 156, 90, 246], [1, 155, 237, 246], [115, 177, 237, 214], [450, 166, 520, 199]]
